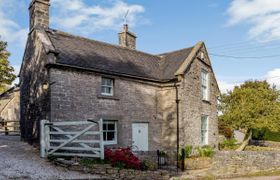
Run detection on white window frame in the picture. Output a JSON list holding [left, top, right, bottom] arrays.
[[201, 115, 209, 145], [200, 52, 204, 60], [103, 120, 117, 145], [201, 69, 209, 101], [101, 77, 114, 96]]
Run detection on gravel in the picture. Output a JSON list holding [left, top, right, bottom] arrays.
[[0, 135, 103, 180]]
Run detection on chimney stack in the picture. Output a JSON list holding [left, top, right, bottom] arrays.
[[29, 0, 50, 30], [118, 24, 137, 49]]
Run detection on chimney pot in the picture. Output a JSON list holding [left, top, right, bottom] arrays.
[[123, 24, 128, 32]]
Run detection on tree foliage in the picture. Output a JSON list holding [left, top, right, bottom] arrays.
[[0, 39, 16, 92], [219, 80, 280, 132]]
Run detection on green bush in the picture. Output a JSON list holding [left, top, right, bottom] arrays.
[[140, 160, 156, 171], [197, 146, 215, 157], [252, 128, 280, 142], [80, 158, 106, 168], [219, 138, 238, 150], [178, 145, 193, 160], [184, 145, 193, 158]]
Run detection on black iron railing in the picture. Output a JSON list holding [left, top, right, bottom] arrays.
[[157, 149, 186, 172]]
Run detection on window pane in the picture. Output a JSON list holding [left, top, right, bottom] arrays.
[[101, 87, 106, 94], [105, 87, 109, 94], [107, 132, 115, 141], [103, 132, 107, 141], [107, 79, 112, 86], [108, 123, 115, 130], [102, 78, 106, 86], [201, 135, 205, 142], [201, 122, 207, 130], [103, 123, 107, 131], [202, 87, 207, 99], [107, 87, 112, 94], [201, 116, 208, 144]]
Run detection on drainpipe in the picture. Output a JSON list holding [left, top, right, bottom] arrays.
[[174, 81, 180, 171]]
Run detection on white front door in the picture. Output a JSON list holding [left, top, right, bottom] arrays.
[[132, 123, 148, 151]]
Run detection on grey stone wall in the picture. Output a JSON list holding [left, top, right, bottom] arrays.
[[212, 151, 280, 177], [180, 46, 219, 148], [20, 30, 51, 142], [49, 67, 164, 150], [49, 52, 219, 151]]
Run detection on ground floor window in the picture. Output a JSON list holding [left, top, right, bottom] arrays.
[[201, 115, 209, 145], [103, 120, 117, 145]]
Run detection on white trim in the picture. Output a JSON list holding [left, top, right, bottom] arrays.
[[200, 51, 204, 60], [201, 69, 209, 101], [102, 120, 117, 145], [201, 115, 209, 145], [101, 77, 114, 96]]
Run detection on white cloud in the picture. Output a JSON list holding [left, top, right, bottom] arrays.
[[265, 68, 280, 89], [227, 0, 280, 41], [218, 68, 280, 94], [218, 80, 240, 93], [0, 0, 28, 47], [51, 0, 145, 34]]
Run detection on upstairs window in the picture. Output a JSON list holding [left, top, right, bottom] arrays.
[[200, 52, 205, 60], [101, 77, 114, 96], [103, 120, 117, 145], [201, 70, 209, 100]]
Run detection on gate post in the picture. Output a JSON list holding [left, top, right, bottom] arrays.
[[40, 120, 48, 158], [181, 148, 185, 171], [99, 118, 104, 159], [4, 121, 8, 135]]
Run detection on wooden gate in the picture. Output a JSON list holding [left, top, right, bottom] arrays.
[[40, 119, 104, 159], [0, 118, 20, 135]]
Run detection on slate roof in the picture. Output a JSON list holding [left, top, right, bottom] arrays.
[[46, 29, 194, 81]]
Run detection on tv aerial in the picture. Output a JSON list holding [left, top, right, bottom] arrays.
[[124, 9, 129, 24]]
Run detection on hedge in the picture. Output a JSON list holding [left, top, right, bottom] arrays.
[[252, 128, 280, 142]]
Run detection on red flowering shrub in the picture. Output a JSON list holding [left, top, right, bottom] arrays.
[[105, 147, 141, 169]]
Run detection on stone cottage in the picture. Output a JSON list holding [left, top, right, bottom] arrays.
[[20, 0, 220, 151]]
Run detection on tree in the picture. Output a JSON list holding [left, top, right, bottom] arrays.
[[0, 39, 16, 93], [219, 80, 280, 151]]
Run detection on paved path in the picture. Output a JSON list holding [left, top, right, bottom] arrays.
[[228, 176, 280, 180], [0, 135, 102, 179], [230, 176, 280, 180]]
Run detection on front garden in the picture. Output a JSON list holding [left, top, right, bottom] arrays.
[[49, 147, 170, 180]]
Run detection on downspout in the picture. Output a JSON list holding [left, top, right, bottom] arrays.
[[174, 81, 180, 171]]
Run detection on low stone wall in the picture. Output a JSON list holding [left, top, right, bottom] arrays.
[[211, 151, 280, 177], [70, 164, 170, 180], [54, 159, 170, 180], [136, 151, 158, 164]]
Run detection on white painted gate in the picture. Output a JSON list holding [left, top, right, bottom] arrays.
[[40, 119, 104, 159], [132, 123, 149, 151]]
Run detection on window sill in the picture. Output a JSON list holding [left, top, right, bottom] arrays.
[[104, 142, 117, 145], [202, 99, 211, 105], [97, 95, 120, 100]]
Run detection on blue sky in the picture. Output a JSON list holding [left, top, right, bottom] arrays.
[[0, 0, 280, 92]]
